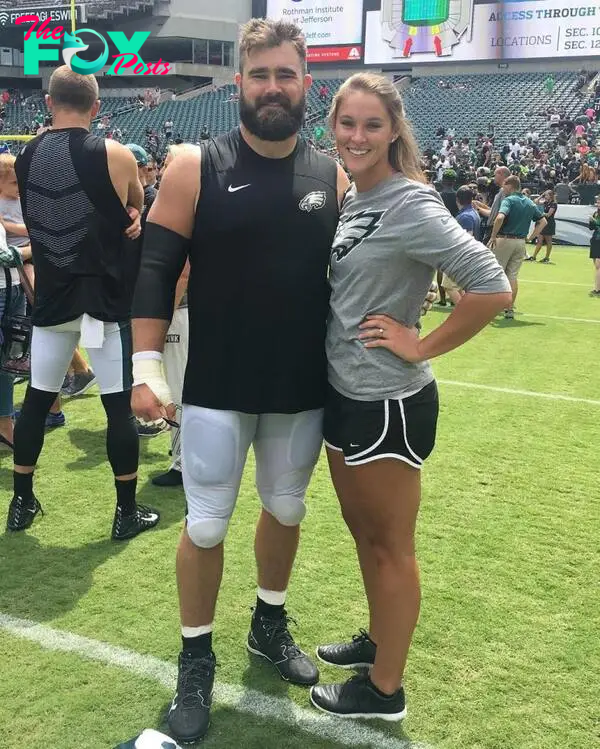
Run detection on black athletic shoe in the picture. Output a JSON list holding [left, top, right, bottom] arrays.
[[167, 650, 216, 743], [310, 673, 407, 721], [6, 495, 43, 532], [111, 504, 160, 540], [247, 609, 319, 686], [151, 469, 183, 487], [316, 629, 376, 669]]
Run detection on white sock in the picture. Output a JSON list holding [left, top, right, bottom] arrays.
[[257, 587, 287, 607], [181, 624, 213, 638]]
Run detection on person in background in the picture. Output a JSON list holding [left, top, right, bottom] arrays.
[[441, 186, 482, 305], [588, 194, 600, 297], [0, 154, 87, 416], [488, 176, 547, 319], [436, 169, 458, 305], [529, 189, 557, 263], [0, 179, 27, 450], [6, 66, 158, 540], [473, 165, 511, 244]]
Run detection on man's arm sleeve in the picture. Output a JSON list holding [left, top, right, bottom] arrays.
[[131, 223, 190, 321]]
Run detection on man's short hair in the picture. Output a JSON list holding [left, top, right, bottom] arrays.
[[504, 176, 521, 191], [456, 186, 474, 205], [48, 65, 98, 113], [239, 18, 307, 73]]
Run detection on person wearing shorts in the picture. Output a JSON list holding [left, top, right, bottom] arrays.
[[308, 73, 512, 721], [589, 195, 600, 296], [530, 189, 557, 264], [6, 66, 159, 541], [488, 176, 547, 319]]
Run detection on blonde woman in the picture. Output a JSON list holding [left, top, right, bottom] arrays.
[[310, 73, 512, 720]]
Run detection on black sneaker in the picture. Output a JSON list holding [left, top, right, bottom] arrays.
[[111, 504, 160, 540], [310, 673, 407, 721], [316, 629, 376, 669], [247, 609, 319, 686], [151, 469, 183, 487], [6, 495, 43, 531], [167, 650, 216, 743]]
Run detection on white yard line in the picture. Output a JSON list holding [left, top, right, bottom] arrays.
[[0, 613, 431, 749], [438, 380, 600, 406], [520, 313, 600, 324]]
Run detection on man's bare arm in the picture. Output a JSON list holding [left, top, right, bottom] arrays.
[[105, 140, 144, 212], [489, 212, 506, 243], [133, 150, 200, 354]]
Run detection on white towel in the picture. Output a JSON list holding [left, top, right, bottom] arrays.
[[80, 313, 104, 349]]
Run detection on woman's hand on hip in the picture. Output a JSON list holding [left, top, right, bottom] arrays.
[[358, 314, 424, 363]]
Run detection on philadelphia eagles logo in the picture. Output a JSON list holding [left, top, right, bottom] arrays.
[[331, 210, 387, 262], [299, 191, 327, 212]]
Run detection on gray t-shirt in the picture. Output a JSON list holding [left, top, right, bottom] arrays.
[[488, 187, 504, 223], [326, 174, 511, 401], [0, 196, 28, 247]]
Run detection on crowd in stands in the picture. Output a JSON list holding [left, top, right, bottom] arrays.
[[1, 71, 600, 205], [420, 74, 600, 203]]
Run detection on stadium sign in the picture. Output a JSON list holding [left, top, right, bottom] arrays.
[[17, 15, 171, 76], [0, 5, 86, 27]]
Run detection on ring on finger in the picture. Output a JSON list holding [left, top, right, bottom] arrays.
[[379, 328, 384, 334]]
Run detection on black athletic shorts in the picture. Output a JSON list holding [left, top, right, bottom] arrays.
[[590, 240, 600, 260], [323, 380, 439, 468]]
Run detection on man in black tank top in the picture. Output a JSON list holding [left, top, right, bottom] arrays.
[[6, 66, 160, 541], [131, 19, 349, 743]]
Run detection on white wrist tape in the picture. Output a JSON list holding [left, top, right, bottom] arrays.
[[133, 350, 163, 362], [132, 357, 174, 407]]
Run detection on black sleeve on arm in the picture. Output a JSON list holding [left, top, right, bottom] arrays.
[[131, 222, 189, 321]]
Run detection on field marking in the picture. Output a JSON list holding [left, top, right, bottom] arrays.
[[520, 313, 600, 324], [438, 380, 600, 406], [0, 612, 431, 749], [519, 279, 590, 287]]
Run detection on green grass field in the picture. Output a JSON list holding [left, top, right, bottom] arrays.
[[1, 247, 598, 749]]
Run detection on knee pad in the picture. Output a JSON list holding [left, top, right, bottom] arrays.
[[187, 517, 229, 549], [262, 493, 306, 527]]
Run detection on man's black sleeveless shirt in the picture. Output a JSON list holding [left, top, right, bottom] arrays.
[[15, 127, 135, 326], [183, 128, 339, 414]]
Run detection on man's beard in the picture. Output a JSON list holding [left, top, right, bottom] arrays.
[[239, 89, 305, 142]]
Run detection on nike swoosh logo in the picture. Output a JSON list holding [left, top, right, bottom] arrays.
[[228, 184, 251, 193], [350, 443, 360, 448]]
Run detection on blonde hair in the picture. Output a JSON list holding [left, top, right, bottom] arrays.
[[0, 153, 16, 183], [239, 18, 306, 73], [329, 73, 425, 184], [49, 65, 99, 113]]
